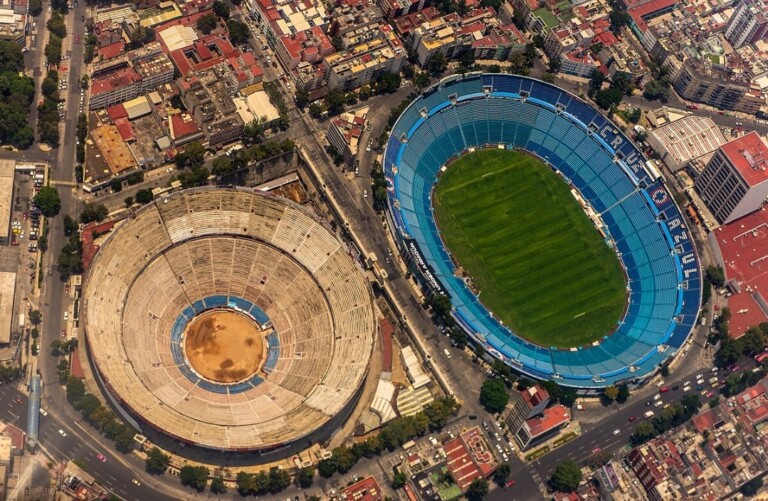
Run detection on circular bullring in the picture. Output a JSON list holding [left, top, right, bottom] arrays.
[[83, 187, 375, 451], [384, 74, 703, 390]]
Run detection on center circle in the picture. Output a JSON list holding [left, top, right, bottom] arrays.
[[183, 309, 264, 384]]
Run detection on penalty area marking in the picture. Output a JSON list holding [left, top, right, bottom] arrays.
[[573, 312, 586, 318]]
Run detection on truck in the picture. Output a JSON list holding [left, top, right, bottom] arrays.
[[644, 410, 655, 419]]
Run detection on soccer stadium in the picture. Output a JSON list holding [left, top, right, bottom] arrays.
[[383, 73, 702, 390], [82, 188, 376, 451]]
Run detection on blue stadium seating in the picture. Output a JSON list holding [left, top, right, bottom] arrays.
[[383, 74, 702, 388]]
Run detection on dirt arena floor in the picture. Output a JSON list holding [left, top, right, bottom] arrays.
[[184, 310, 264, 383]]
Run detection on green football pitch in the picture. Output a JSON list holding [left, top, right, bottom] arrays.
[[433, 149, 627, 348]]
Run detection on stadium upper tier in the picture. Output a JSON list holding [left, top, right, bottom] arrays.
[[82, 188, 375, 451], [383, 73, 702, 389]]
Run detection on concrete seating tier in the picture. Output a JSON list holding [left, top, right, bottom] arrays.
[[83, 188, 374, 451]]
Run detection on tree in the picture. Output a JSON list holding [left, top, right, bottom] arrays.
[[128, 27, 154, 50], [642, 79, 669, 102], [660, 365, 670, 378], [197, 14, 218, 35], [34, 186, 61, 217], [549, 460, 582, 493], [227, 19, 250, 45], [243, 117, 265, 143], [79, 202, 109, 224], [295, 86, 309, 108], [210, 475, 226, 494], [542, 72, 556, 83], [46, 12, 67, 38], [706, 265, 725, 288], [709, 396, 720, 408], [110, 178, 122, 193], [479, 378, 509, 413], [317, 459, 336, 478], [63, 215, 78, 236], [145, 447, 170, 474], [236, 471, 255, 495], [414, 71, 431, 90], [617, 384, 630, 404], [603, 385, 619, 402], [212, 0, 230, 20], [741, 477, 763, 497], [427, 52, 447, 76], [175, 141, 206, 169], [267, 467, 291, 493], [297, 466, 314, 488], [424, 293, 452, 323], [179, 465, 209, 491], [492, 463, 512, 487], [465, 478, 489, 501], [29, 309, 42, 325], [45, 35, 63, 65], [630, 422, 655, 443], [135, 188, 154, 205], [30, 328, 39, 339], [391, 471, 407, 489], [29, 0, 42, 16], [0, 41, 23, 73]]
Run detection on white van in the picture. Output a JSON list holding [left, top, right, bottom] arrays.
[[444, 348, 451, 359]]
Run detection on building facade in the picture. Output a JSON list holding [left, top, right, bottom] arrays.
[[696, 132, 768, 224], [724, 0, 768, 49]]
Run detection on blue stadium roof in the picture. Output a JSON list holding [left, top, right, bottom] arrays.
[[383, 73, 702, 389]]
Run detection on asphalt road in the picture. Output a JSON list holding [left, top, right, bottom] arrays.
[[0, 384, 174, 500]]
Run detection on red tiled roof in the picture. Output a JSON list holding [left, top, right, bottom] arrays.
[[114, 118, 135, 142], [82, 221, 115, 270], [521, 385, 549, 409], [692, 409, 717, 433], [170, 113, 201, 139], [91, 67, 142, 96], [721, 132, 768, 187], [341, 477, 382, 501], [70, 347, 85, 379], [594, 31, 619, 47], [525, 405, 570, 437], [98, 41, 125, 60], [3, 424, 25, 451], [106, 103, 128, 120], [712, 208, 768, 337]]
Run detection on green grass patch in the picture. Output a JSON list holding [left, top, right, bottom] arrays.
[[552, 432, 577, 447], [525, 445, 550, 461], [434, 149, 626, 348]]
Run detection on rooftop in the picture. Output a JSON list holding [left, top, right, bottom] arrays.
[[524, 404, 570, 438], [722, 132, 768, 187], [712, 208, 768, 336], [341, 476, 382, 501]]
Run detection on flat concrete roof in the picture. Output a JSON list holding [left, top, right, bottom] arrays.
[[0, 271, 16, 344], [0, 159, 14, 241], [90, 124, 138, 175]]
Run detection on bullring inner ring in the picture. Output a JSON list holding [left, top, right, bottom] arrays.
[[83, 188, 375, 451], [183, 309, 265, 384]]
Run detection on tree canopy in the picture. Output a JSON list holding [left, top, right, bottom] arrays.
[[35, 186, 61, 217], [549, 460, 582, 492], [197, 14, 218, 35], [227, 19, 250, 45], [145, 447, 170, 474], [179, 466, 209, 491], [479, 378, 509, 413]]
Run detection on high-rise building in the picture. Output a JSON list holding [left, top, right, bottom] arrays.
[[724, 0, 768, 48], [696, 132, 768, 224]]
